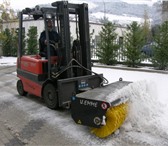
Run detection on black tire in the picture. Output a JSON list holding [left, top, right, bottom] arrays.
[[17, 80, 27, 96], [43, 83, 58, 109]]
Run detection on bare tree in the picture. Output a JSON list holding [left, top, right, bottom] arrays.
[[0, 0, 18, 31], [142, 9, 152, 43], [162, 1, 168, 23]]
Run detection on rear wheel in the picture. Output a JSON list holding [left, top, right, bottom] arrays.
[[43, 83, 58, 109], [17, 80, 27, 96]]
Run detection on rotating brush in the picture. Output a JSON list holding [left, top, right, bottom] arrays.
[[91, 103, 128, 138]]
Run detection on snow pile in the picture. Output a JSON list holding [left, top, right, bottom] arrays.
[[107, 80, 168, 138], [0, 56, 16, 66]]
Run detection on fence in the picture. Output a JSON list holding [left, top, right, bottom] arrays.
[[90, 44, 152, 66]]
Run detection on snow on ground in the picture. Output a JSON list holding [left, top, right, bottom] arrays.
[[90, 12, 144, 25], [93, 66, 168, 145], [0, 56, 17, 66], [121, 0, 157, 6], [1, 56, 168, 145], [110, 80, 168, 140]]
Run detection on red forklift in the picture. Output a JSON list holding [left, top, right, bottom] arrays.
[[17, 1, 130, 138]]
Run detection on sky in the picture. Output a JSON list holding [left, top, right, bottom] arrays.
[[0, 0, 159, 10], [0, 56, 168, 145], [1, 0, 95, 10]]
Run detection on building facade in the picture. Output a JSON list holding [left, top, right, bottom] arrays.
[[2, 19, 126, 58]]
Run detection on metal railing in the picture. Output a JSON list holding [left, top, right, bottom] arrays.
[[90, 44, 152, 66]]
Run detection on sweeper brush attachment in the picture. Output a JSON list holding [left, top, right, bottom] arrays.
[[91, 103, 128, 138], [71, 81, 131, 138]]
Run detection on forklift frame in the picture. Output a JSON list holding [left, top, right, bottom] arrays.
[[17, 1, 104, 108]]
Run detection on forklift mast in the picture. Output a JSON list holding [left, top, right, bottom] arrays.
[[52, 1, 91, 77], [18, 1, 91, 79]]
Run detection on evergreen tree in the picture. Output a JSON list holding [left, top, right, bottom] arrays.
[[96, 22, 119, 65], [11, 29, 18, 56], [0, 0, 18, 56], [99, 16, 109, 24], [151, 24, 160, 38], [2, 28, 12, 56], [26, 26, 38, 55], [123, 21, 145, 67], [151, 21, 168, 70], [2, 28, 19, 56]]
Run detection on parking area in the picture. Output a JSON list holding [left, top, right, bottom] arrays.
[[0, 66, 89, 146]]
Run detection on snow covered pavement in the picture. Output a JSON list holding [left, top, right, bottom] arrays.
[[0, 57, 168, 145]]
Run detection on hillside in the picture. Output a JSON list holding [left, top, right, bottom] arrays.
[[80, 0, 162, 26]]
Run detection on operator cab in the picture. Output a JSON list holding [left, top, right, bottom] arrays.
[[18, 1, 91, 80]]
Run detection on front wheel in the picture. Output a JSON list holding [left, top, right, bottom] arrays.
[[17, 80, 27, 96], [43, 83, 58, 109]]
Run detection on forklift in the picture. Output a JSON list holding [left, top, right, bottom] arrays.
[[17, 1, 130, 138]]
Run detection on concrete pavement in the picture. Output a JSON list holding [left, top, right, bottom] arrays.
[[1, 65, 168, 146], [0, 66, 92, 146]]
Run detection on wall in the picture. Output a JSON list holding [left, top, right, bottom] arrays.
[[3, 19, 125, 41]]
